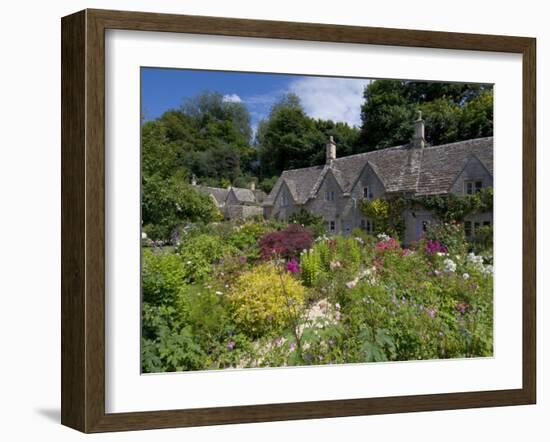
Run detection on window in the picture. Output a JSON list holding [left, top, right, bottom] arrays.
[[363, 186, 374, 199], [464, 221, 472, 237], [422, 220, 429, 233], [483, 221, 491, 227], [465, 180, 483, 195], [281, 194, 289, 207], [327, 220, 336, 232], [360, 218, 374, 234], [325, 190, 335, 201]]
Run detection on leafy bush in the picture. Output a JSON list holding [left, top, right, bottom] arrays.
[[142, 248, 186, 305], [470, 224, 493, 254], [176, 233, 237, 282], [259, 224, 313, 260], [228, 263, 306, 337], [142, 173, 223, 241], [300, 248, 323, 287], [424, 221, 467, 256], [288, 209, 327, 237]]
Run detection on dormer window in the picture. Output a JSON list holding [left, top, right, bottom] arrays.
[[465, 180, 483, 195], [363, 186, 372, 199], [281, 194, 289, 207], [325, 191, 335, 201]]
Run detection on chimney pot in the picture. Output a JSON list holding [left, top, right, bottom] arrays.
[[412, 110, 426, 149], [326, 136, 336, 165]]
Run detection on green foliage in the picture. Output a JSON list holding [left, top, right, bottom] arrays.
[[300, 248, 323, 287], [228, 263, 306, 337], [142, 172, 222, 240], [424, 221, 467, 257], [288, 209, 327, 237], [359, 198, 405, 239], [176, 233, 237, 282], [142, 249, 186, 306], [470, 224, 493, 254], [419, 188, 493, 222], [256, 94, 360, 178], [359, 80, 493, 150]]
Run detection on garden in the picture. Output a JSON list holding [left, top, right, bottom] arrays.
[[141, 217, 493, 373]]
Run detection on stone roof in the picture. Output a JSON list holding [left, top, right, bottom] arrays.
[[196, 186, 230, 205], [196, 185, 266, 206], [264, 137, 493, 206]]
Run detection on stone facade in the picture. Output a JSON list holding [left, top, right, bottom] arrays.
[[193, 180, 266, 220], [263, 116, 493, 244]]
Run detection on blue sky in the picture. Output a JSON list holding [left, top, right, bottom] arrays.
[[141, 68, 371, 131]]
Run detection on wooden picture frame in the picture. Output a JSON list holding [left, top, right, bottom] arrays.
[[61, 8, 536, 433]]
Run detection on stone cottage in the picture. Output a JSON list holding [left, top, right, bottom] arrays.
[[263, 112, 493, 244], [192, 176, 266, 220]]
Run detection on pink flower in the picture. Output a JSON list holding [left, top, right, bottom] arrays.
[[227, 340, 236, 350], [346, 278, 358, 289], [289, 342, 297, 351], [330, 261, 342, 270], [427, 308, 437, 318], [286, 258, 300, 273]]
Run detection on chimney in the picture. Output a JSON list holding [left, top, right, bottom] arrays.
[[326, 136, 336, 165], [412, 110, 426, 149], [191, 174, 197, 186], [249, 181, 256, 191]]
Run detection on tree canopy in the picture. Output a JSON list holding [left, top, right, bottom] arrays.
[[359, 80, 493, 150]]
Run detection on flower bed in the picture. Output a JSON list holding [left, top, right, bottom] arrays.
[[141, 221, 493, 372]]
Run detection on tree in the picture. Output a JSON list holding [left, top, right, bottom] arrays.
[[359, 80, 493, 151], [142, 172, 222, 240], [257, 94, 360, 178]]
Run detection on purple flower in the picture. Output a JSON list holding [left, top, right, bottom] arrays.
[[227, 340, 236, 350], [286, 258, 300, 273], [289, 342, 297, 352], [425, 240, 448, 255], [428, 308, 437, 318], [238, 256, 247, 265]]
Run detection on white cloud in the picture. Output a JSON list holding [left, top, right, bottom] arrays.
[[288, 77, 370, 127], [222, 93, 242, 103]]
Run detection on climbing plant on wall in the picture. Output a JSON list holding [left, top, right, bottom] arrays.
[[360, 188, 493, 240]]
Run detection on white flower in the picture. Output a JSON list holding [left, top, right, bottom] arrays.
[[463, 273, 470, 280], [481, 265, 494, 275], [436, 252, 447, 257], [186, 260, 192, 265], [377, 233, 390, 241], [141, 232, 147, 239], [443, 258, 457, 273]]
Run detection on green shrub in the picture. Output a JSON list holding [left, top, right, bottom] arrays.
[[289, 209, 327, 237], [142, 248, 186, 305], [228, 263, 306, 337], [425, 221, 467, 256], [176, 233, 237, 282], [300, 248, 323, 287]]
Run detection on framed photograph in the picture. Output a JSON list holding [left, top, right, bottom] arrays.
[[61, 9, 536, 433]]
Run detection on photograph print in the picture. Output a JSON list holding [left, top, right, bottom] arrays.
[[140, 68, 494, 374]]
